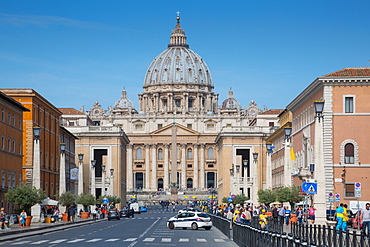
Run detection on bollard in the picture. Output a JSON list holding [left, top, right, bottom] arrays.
[[287, 233, 294, 247], [309, 240, 316, 247], [281, 232, 287, 247], [301, 237, 308, 246]]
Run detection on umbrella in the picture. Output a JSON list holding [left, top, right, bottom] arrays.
[[42, 197, 59, 206]]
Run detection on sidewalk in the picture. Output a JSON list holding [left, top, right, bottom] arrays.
[[0, 216, 106, 242]]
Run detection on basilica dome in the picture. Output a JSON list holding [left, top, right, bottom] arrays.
[[221, 88, 240, 110], [143, 16, 213, 88]]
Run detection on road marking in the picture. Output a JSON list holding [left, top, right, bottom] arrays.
[[105, 238, 120, 242], [143, 238, 155, 242], [123, 238, 137, 242], [162, 238, 172, 242], [127, 217, 161, 247], [31, 240, 49, 244], [179, 238, 189, 242], [49, 239, 68, 243], [66, 239, 85, 243], [215, 239, 226, 242], [197, 238, 207, 242], [11, 241, 31, 245], [86, 238, 103, 242]]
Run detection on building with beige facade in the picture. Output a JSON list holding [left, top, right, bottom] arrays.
[[61, 15, 281, 204]]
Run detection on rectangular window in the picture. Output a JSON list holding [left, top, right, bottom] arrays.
[[1, 169, 5, 188], [158, 164, 163, 168], [269, 122, 275, 126], [206, 123, 215, 130], [19, 171, 22, 183], [136, 165, 142, 168], [93, 121, 100, 126], [1, 134, 4, 149], [187, 124, 192, 129], [187, 164, 192, 168], [345, 97, 354, 113], [1, 109, 4, 121], [7, 170, 11, 188], [158, 124, 163, 129], [12, 171, 16, 188], [344, 183, 355, 198], [135, 124, 143, 130], [226, 123, 232, 127]]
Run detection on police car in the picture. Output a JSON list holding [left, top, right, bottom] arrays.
[[167, 212, 212, 230]]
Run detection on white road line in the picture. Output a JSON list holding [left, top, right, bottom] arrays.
[[123, 238, 137, 242], [86, 238, 103, 242], [161, 238, 172, 242], [105, 238, 120, 242], [197, 238, 207, 242], [66, 239, 85, 243], [31, 240, 49, 244], [127, 217, 161, 247], [10, 241, 31, 245], [143, 238, 155, 242], [215, 239, 226, 242], [179, 238, 189, 242], [49, 239, 68, 243]]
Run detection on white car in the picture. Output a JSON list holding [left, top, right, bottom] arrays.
[[167, 212, 212, 230], [177, 207, 200, 214]]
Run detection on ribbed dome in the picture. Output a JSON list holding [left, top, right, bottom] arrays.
[[114, 90, 134, 109], [221, 88, 240, 109], [143, 15, 213, 87]]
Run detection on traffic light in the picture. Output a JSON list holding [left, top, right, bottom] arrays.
[[341, 168, 346, 183]]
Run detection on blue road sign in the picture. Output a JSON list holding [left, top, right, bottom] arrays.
[[302, 182, 317, 194], [103, 198, 110, 204], [228, 197, 233, 202]]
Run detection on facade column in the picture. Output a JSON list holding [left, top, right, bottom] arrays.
[[314, 115, 326, 224], [252, 156, 259, 206], [164, 144, 169, 190], [145, 144, 150, 190], [184, 93, 188, 112], [193, 144, 199, 188], [284, 140, 292, 186], [266, 153, 272, 189], [168, 93, 173, 112], [151, 144, 157, 190], [200, 144, 205, 189], [31, 136, 41, 222], [127, 144, 133, 190], [181, 144, 186, 189]]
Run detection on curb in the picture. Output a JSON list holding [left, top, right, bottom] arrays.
[[0, 218, 106, 242]]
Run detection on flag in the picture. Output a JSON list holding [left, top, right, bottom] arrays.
[[290, 147, 296, 161]]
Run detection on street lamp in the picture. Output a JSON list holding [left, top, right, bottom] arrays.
[[253, 152, 258, 161], [266, 142, 272, 153], [314, 100, 325, 122], [31, 126, 42, 222], [284, 127, 292, 141], [102, 164, 106, 196], [59, 143, 66, 195], [77, 153, 84, 213]]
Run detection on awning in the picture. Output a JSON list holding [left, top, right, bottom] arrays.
[[42, 197, 59, 206]]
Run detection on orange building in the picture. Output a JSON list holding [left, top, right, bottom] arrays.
[[0, 91, 30, 213], [286, 67, 370, 215], [0, 89, 62, 199]]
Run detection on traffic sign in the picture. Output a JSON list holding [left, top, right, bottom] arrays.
[[328, 192, 333, 198], [302, 182, 317, 194], [228, 197, 233, 202], [103, 198, 109, 204], [335, 193, 340, 199]]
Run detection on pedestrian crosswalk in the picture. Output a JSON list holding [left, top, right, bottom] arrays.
[[7, 237, 228, 245]]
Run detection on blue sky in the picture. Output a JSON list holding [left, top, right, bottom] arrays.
[[1, 0, 369, 111]]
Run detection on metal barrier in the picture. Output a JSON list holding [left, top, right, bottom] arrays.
[[209, 214, 231, 238]]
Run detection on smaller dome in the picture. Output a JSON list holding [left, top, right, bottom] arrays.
[[114, 90, 134, 110], [221, 88, 240, 110]]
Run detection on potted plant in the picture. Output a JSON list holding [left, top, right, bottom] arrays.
[[5, 183, 46, 226], [56, 191, 77, 221], [76, 194, 95, 218]]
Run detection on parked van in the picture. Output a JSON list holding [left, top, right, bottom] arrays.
[[130, 202, 140, 214], [349, 201, 368, 214]]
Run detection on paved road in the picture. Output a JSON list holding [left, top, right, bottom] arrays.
[[0, 205, 236, 247]]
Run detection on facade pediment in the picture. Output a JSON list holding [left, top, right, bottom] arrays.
[[150, 123, 199, 136]]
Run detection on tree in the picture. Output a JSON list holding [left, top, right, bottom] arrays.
[[5, 183, 46, 214], [232, 194, 249, 205], [222, 197, 229, 204], [257, 189, 276, 209], [76, 194, 95, 210], [57, 191, 77, 208], [275, 186, 303, 210]]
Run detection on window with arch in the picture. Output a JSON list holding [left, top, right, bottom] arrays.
[[136, 148, 143, 159], [344, 143, 354, 164], [208, 147, 214, 159], [158, 148, 163, 160], [187, 148, 192, 159]]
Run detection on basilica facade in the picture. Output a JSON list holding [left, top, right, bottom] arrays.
[[62, 15, 281, 204]]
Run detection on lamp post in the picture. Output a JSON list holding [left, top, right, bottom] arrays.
[[265, 142, 272, 189], [31, 127, 41, 222], [229, 165, 235, 195], [77, 153, 84, 213], [102, 164, 106, 196], [313, 100, 326, 224], [59, 143, 67, 214], [252, 152, 259, 206]]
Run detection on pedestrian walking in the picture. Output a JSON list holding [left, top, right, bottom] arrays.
[[130, 208, 135, 218], [335, 203, 344, 232], [285, 206, 291, 225], [296, 207, 303, 224], [68, 206, 76, 222], [92, 208, 97, 220], [308, 205, 317, 224], [360, 203, 370, 239], [342, 204, 348, 232], [0, 208, 8, 229], [259, 209, 268, 230], [278, 204, 285, 225], [19, 210, 27, 228]]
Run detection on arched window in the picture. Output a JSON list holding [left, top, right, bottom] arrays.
[[187, 178, 193, 188], [136, 148, 142, 159], [158, 148, 163, 160], [345, 143, 354, 164], [187, 148, 192, 159], [158, 178, 163, 189], [208, 148, 214, 159]]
